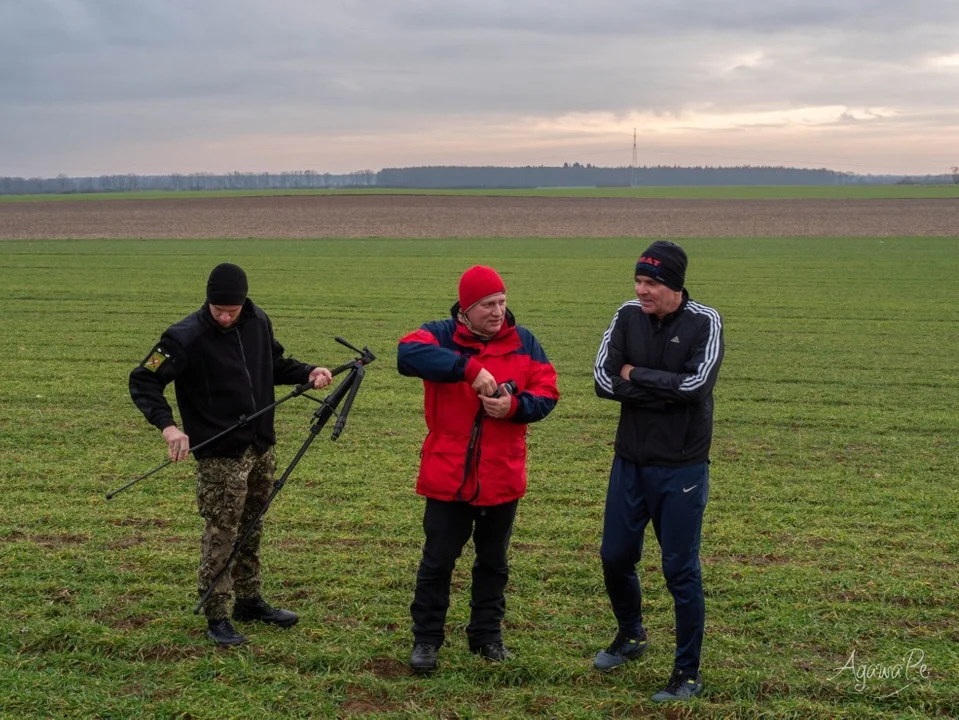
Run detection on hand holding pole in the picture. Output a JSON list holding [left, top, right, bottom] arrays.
[[108, 380, 316, 499]]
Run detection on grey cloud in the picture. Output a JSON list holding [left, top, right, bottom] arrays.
[[391, 1, 959, 38], [2, 0, 957, 175]]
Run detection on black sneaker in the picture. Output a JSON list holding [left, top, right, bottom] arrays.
[[206, 618, 248, 647], [471, 641, 513, 662], [592, 629, 649, 671], [232, 597, 299, 627], [650, 668, 704, 702], [409, 642, 439, 675]]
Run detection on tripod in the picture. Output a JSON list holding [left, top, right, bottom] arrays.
[[194, 339, 374, 614]]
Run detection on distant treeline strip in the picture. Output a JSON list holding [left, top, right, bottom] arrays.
[[378, 164, 854, 187], [1, 165, 954, 195], [0, 170, 375, 196]]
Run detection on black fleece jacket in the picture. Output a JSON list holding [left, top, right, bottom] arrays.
[[129, 299, 314, 458]]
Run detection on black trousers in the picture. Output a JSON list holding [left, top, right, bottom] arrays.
[[411, 497, 518, 649]]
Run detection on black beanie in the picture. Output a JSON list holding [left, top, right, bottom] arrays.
[[206, 263, 248, 305], [635, 241, 687, 292]]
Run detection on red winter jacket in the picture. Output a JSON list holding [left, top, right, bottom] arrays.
[[397, 307, 559, 506]]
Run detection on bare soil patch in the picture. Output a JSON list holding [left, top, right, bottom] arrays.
[[105, 535, 146, 550], [29, 533, 89, 548], [92, 609, 152, 630], [109, 518, 172, 529], [1, 195, 956, 238], [363, 656, 411, 678]]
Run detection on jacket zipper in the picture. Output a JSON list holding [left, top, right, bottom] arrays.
[[234, 328, 258, 413]]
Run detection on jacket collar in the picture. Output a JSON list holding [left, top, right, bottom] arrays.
[[450, 302, 518, 349]]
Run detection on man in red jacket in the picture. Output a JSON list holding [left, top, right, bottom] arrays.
[[397, 265, 559, 675]]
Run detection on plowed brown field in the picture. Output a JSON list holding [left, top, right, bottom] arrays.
[[1, 194, 957, 239]]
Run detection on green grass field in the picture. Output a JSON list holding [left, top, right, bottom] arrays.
[[1, 237, 957, 718], [2, 184, 958, 202]]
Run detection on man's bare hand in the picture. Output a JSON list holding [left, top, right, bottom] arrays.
[[620, 364, 635, 381], [480, 392, 512, 419], [472, 368, 498, 396], [162, 425, 190, 462], [309, 366, 333, 389]]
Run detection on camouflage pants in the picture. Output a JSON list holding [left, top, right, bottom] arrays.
[[195, 446, 276, 620]]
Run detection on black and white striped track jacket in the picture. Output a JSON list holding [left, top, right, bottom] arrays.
[[594, 291, 724, 467]]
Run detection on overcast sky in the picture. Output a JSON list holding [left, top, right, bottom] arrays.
[[3, 0, 958, 177]]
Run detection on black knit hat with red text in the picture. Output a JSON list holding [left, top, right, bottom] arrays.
[[635, 241, 687, 292]]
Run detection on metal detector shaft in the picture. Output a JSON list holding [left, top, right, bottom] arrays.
[[194, 366, 361, 614], [107, 379, 315, 500]]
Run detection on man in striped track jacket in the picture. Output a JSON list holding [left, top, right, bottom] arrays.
[[591, 241, 724, 703]]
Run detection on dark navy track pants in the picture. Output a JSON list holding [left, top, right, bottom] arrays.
[[600, 455, 709, 672]]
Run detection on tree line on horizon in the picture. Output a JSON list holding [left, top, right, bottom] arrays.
[[380, 164, 852, 187], [0, 164, 953, 195]]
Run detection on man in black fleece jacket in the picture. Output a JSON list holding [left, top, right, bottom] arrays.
[[129, 263, 332, 646]]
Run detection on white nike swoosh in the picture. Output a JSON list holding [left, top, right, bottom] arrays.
[[683, 485, 698, 493]]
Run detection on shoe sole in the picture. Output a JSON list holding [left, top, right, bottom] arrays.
[[410, 664, 437, 676], [233, 615, 299, 628], [472, 653, 512, 662], [593, 646, 648, 672], [469, 646, 512, 662], [206, 630, 247, 647], [650, 688, 703, 703]]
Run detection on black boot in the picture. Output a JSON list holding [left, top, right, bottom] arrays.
[[206, 618, 247, 647], [232, 597, 299, 627], [471, 641, 513, 662], [409, 642, 439, 675]]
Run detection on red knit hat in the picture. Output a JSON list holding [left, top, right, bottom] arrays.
[[458, 265, 506, 311]]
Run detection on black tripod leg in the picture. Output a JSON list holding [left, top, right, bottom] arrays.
[[192, 369, 358, 614], [331, 366, 364, 440]]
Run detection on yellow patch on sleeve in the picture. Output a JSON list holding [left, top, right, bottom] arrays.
[[144, 350, 168, 372]]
